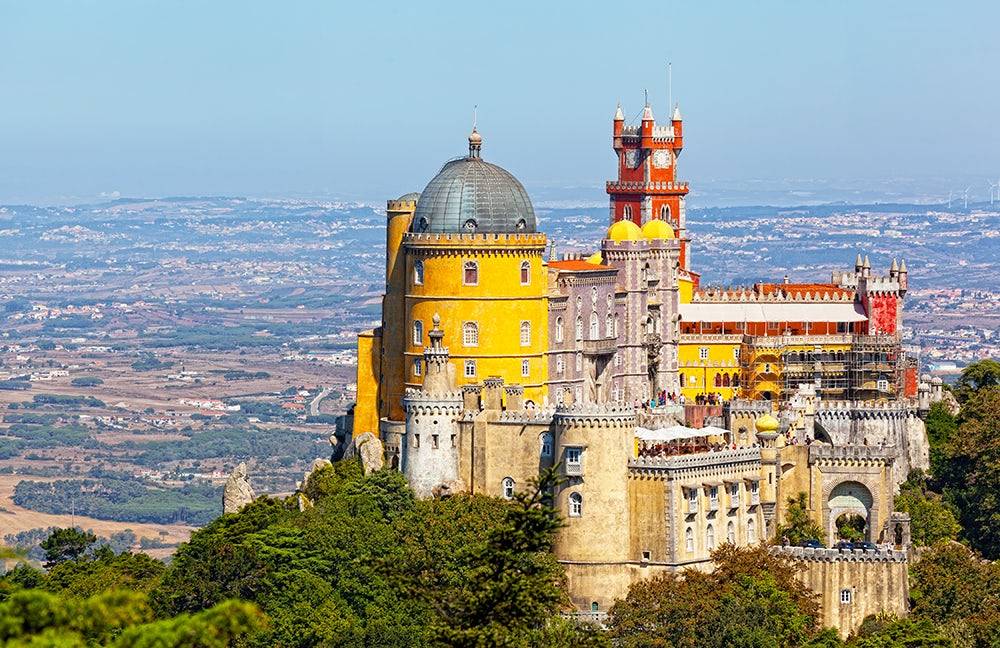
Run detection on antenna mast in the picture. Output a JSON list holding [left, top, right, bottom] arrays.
[[668, 62, 673, 113]]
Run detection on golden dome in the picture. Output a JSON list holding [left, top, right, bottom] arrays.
[[585, 251, 603, 265], [607, 219, 643, 242], [755, 413, 780, 434], [641, 218, 675, 240]]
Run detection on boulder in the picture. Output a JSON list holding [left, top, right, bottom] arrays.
[[341, 432, 385, 475], [223, 462, 255, 514]]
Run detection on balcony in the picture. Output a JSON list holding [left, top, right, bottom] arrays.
[[751, 492, 760, 506], [687, 499, 698, 515], [565, 462, 583, 477], [709, 498, 719, 512], [582, 337, 617, 356]]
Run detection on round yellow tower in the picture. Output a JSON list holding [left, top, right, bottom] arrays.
[[402, 130, 549, 407]]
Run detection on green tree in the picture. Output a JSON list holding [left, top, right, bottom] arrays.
[[40, 528, 97, 568], [954, 359, 1000, 401], [893, 474, 960, 547], [909, 542, 1000, 630], [848, 614, 951, 648], [923, 403, 958, 476], [775, 492, 824, 545]]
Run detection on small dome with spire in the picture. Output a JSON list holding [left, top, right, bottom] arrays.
[[614, 103, 624, 121], [672, 103, 682, 121]]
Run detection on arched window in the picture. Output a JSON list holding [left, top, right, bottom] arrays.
[[641, 263, 649, 283], [706, 524, 716, 550], [413, 260, 424, 285], [645, 316, 654, 335], [569, 492, 582, 517], [591, 286, 598, 304], [727, 521, 736, 545], [556, 356, 565, 375], [576, 296, 583, 311], [714, 373, 723, 387], [747, 518, 756, 544], [623, 205, 632, 220], [614, 314, 620, 337], [412, 320, 423, 346], [463, 261, 478, 286], [555, 316, 564, 343], [732, 373, 740, 387], [606, 313, 614, 338], [606, 293, 613, 310], [520, 260, 530, 285], [520, 321, 531, 347], [589, 312, 599, 339], [463, 321, 479, 347], [501, 477, 515, 500], [575, 316, 583, 341], [685, 527, 694, 553], [660, 204, 671, 220], [540, 432, 553, 458], [521, 359, 530, 377], [575, 353, 582, 371]]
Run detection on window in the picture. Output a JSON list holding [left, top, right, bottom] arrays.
[[685, 527, 694, 553], [730, 482, 741, 507], [607, 293, 613, 310], [590, 312, 599, 339], [687, 488, 698, 513], [520, 321, 531, 347], [699, 347, 709, 360], [569, 492, 583, 517], [767, 321, 779, 332], [747, 518, 756, 544], [540, 433, 553, 458], [463, 321, 479, 347], [763, 363, 772, 374], [877, 378, 889, 392], [413, 260, 424, 285], [412, 320, 423, 346], [556, 356, 565, 375], [555, 316, 564, 343], [521, 359, 530, 377], [660, 204, 671, 220], [566, 447, 581, 466], [576, 353, 582, 371], [840, 589, 853, 605], [727, 521, 736, 544], [501, 477, 515, 500], [641, 263, 650, 283], [615, 353, 621, 367], [614, 314, 620, 337], [575, 316, 583, 341], [464, 359, 476, 377], [706, 525, 715, 550], [463, 261, 478, 285], [623, 205, 632, 220], [576, 296, 583, 311], [591, 286, 598, 304], [734, 347, 741, 360], [520, 260, 530, 285], [591, 601, 599, 613], [606, 313, 614, 338], [413, 358, 422, 377], [709, 486, 719, 507]]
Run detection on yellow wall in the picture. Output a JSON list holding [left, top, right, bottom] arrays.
[[380, 199, 416, 421], [404, 232, 549, 406], [679, 276, 694, 303], [678, 338, 741, 401], [352, 329, 382, 437]]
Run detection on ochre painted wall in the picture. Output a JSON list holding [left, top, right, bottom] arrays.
[[352, 329, 382, 437]]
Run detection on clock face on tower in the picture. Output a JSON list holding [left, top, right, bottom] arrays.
[[624, 149, 639, 169], [653, 149, 672, 168]]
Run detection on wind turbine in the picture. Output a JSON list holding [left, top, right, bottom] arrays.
[[947, 189, 954, 209], [964, 185, 972, 209], [988, 180, 998, 206]]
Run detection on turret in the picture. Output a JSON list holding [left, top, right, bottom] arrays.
[[898, 259, 908, 293], [855, 253, 863, 273], [641, 102, 654, 148], [671, 103, 683, 151], [613, 102, 624, 147], [862, 255, 871, 278]]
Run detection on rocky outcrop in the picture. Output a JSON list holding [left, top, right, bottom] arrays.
[[223, 462, 255, 514], [340, 431, 385, 475]]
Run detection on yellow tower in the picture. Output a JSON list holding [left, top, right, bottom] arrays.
[[381, 194, 419, 423]]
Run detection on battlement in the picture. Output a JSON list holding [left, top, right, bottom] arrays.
[[606, 180, 689, 193], [692, 287, 854, 303], [403, 232, 547, 249], [771, 545, 907, 563], [727, 400, 774, 416], [628, 446, 761, 471], [387, 198, 418, 211], [808, 444, 896, 464], [816, 400, 917, 419], [403, 388, 463, 404], [497, 407, 556, 424], [554, 402, 636, 428]]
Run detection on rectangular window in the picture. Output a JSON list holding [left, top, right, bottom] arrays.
[[699, 347, 709, 360], [556, 356, 565, 375], [767, 321, 779, 332], [837, 322, 848, 334], [734, 347, 741, 360], [709, 486, 719, 506], [521, 359, 530, 377], [735, 321, 745, 331], [840, 589, 853, 604], [464, 360, 476, 378], [413, 358, 422, 377], [566, 447, 581, 465]]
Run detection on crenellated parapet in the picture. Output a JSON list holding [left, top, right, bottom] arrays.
[[628, 446, 761, 472], [727, 399, 773, 416], [692, 287, 854, 303], [497, 407, 556, 424], [403, 388, 463, 417], [403, 232, 547, 254], [554, 402, 636, 429], [771, 545, 907, 563], [808, 444, 895, 466], [816, 400, 917, 420]]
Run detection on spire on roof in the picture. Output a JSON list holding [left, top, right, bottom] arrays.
[[899, 259, 907, 273], [672, 103, 682, 120], [642, 102, 654, 121], [863, 255, 871, 269], [891, 258, 899, 272], [614, 102, 624, 121]]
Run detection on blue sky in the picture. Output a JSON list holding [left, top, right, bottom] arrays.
[[1, 1, 998, 204]]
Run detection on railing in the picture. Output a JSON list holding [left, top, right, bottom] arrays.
[[582, 337, 617, 356], [751, 492, 760, 506], [565, 462, 583, 477]]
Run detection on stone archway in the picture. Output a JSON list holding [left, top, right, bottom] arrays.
[[826, 481, 874, 544]]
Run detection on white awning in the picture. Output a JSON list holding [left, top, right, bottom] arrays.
[[636, 425, 713, 442], [679, 302, 867, 323]]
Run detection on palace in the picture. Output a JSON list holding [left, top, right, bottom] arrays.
[[339, 100, 942, 636]]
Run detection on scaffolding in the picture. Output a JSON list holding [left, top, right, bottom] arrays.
[[738, 334, 903, 402]]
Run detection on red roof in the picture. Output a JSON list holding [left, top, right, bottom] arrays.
[[547, 260, 611, 272]]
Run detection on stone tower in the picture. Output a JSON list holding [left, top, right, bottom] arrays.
[[402, 314, 463, 498]]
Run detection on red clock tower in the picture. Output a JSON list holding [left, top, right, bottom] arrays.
[[608, 102, 691, 268]]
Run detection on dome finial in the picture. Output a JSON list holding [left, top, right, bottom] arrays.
[[468, 105, 482, 158]]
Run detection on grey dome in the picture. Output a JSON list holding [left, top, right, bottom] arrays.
[[410, 151, 536, 234]]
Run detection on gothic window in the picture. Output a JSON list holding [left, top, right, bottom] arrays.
[[520, 321, 531, 347], [747, 518, 756, 544], [464, 359, 476, 378], [569, 492, 583, 517], [463, 321, 479, 347], [463, 261, 479, 286], [575, 316, 583, 341], [714, 373, 722, 387], [555, 316, 564, 343], [521, 359, 530, 377], [501, 477, 515, 500], [556, 356, 565, 375], [413, 260, 424, 285], [607, 293, 613, 310], [540, 432, 553, 458], [606, 312, 614, 338], [660, 204, 671, 220], [589, 312, 599, 339], [840, 589, 853, 604], [732, 373, 740, 387], [614, 314, 620, 337], [623, 205, 632, 220], [685, 527, 694, 553], [641, 263, 649, 283], [645, 317, 655, 335], [722, 373, 731, 387], [412, 320, 423, 346], [591, 286, 598, 304], [576, 353, 582, 371], [412, 358, 422, 377], [727, 521, 735, 545], [706, 524, 715, 550], [520, 260, 531, 285], [576, 296, 583, 311]]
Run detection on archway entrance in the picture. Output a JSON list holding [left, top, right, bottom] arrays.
[[827, 481, 873, 544]]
